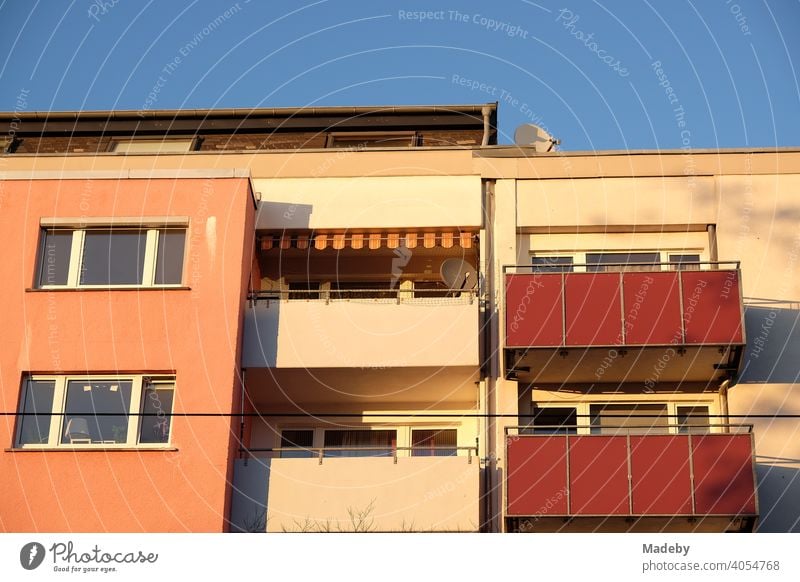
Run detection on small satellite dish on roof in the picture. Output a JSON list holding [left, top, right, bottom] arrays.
[[440, 258, 478, 292], [514, 124, 560, 152]]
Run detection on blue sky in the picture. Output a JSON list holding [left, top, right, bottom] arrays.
[[0, 0, 798, 150]]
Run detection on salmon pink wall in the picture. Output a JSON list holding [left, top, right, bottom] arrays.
[[0, 177, 254, 532]]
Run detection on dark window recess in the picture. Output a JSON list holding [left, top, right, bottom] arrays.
[[37, 230, 72, 286], [280, 429, 315, 458], [138, 383, 174, 444], [61, 380, 133, 444], [414, 280, 450, 298], [669, 254, 701, 271], [154, 230, 186, 285], [586, 252, 661, 272], [326, 133, 417, 149], [323, 429, 397, 457], [677, 406, 711, 434], [412, 429, 457, 456], [531, 256, 574, 273], [531, 406, 578, 435], [80, 230, 147, 285], [590, 404, 668, 434], [288, 281, 321, 300], [17, 380, 55, 445], [330, 281, 396, 300]]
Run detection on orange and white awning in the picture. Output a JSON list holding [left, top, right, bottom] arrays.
[[259, 231, 476, 251]]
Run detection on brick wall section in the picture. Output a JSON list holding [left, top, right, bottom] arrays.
[[9, 128, 485, 154], [201, 132, 328, 150], [419, 129, 484, 146], [13, 136, 111, 154]]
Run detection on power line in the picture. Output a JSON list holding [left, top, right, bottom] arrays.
[[4, 412, 800, 418]]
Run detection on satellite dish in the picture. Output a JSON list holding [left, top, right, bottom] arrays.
[[440, 258, 478, 292], [514, 124, 560, 152]]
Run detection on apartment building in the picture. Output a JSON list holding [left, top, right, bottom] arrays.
[[0, 104, 797, 533]]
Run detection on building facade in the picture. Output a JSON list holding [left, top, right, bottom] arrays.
[[0, 105, 797, 532]]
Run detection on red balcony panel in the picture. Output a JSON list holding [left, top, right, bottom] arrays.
[[506, 436, 568, 516], [506, 432, 756, 520], [681, 270, 743, 344], [565, 274, 621, 346], [506, 274, 563, 347], [568, 436, 629, 515], [692, 434, 757, 515], [623, 272, 683, 344], [630, 435, 693, 514]]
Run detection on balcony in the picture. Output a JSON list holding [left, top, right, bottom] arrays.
[[242, 289, 479, 369], [504, 262, 745, 384], [231, 447, 480, 532], [505, 425, 758, 532]]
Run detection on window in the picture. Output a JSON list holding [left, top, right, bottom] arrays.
[[280, 429, 315, 458], [531, 406, 578, 434], [16, 380, 55, 445], [15, 375, 175, 448], [670, 254, 701, 271], [323, 429, 396, 457], [325, 132, 418, 149], [676, 406, 710, 433], [586, 252, 660, 272], [590, 404, 668, 434], [36, 226, 186, 288], [411, 429, 457, 456], [109, 139, 196, 153], [531, 256, 574, 273]]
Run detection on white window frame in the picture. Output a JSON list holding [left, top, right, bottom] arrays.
[[14, 374, 176, 449], [36, 223, 187, 289], [277, 427, 316, 458], [325, 131, 419, 149], [278, 424, 463, 457], [108, 138, 198, 153], [530, 249, 708, 272], [530, 400, 719, 435]]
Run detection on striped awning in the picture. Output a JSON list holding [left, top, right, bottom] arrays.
[[259, 231, 476, 251]]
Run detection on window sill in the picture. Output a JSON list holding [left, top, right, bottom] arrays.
[[5, 447, 179, 452], [25, 286, 192, 292]]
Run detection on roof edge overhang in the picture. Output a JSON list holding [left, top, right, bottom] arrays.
[[0, 103, 497, 122]]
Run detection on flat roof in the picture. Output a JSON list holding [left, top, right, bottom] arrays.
[[476, 145, 800, 157], [0, 103, 497, 121]]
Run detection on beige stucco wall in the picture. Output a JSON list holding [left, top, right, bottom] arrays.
[[516, 176, 717, 229], [4, 148, 799, 532], [265, 456, 479, 532], [252, 175, 482, 230], [242, 298, 479, 369], [499, 168, 800, 532], [716, 173, 800, 532]]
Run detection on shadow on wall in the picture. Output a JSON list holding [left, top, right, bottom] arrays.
[[255, 201, 313, 230], [244, 201, 314, 368], [739, 303, 800, 384], [242, 300, 279, 367], [755, 463, 800, 532], [229, 458, 270, 533]]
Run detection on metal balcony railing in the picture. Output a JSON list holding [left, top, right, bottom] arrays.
[[240, 445, 478, 464], [505, 423, 758, 518], [248, 288, 477, 304], [504, 261, 744, 348]]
